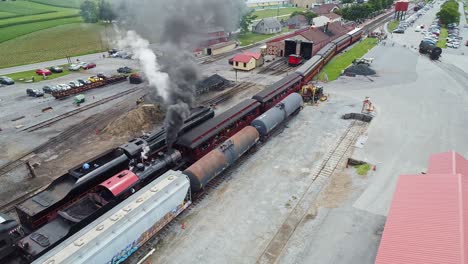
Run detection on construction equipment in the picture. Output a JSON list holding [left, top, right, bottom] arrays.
[[300, 84, 327, 103], [74, 94, 85, 106], [362, 97, 375, 115]]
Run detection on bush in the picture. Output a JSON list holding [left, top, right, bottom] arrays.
[[437, 0, 460, 25]]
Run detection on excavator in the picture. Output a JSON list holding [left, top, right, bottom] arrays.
[[300, 84, 327, 103]]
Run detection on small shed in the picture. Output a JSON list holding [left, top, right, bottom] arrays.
[[207, 41, 237, 55], [253, 17, 282, 34], [232, 52, 264, 71]]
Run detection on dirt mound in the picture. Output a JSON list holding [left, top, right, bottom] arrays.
[[103, 104, 164, 137], [344, 64, 376, 76]]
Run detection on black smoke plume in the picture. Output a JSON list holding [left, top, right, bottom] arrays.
[[113, 0, 247, 149]]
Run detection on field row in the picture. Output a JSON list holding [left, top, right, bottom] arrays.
[[30, 0, 85, 9], [0, 23, 108, 68], [0, 16, 83, 43], [0, 1, 79, 28]]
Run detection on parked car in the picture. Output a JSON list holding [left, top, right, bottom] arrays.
[[0, 76, 14, 85], [36, 69, 52, 76], [69, 81, 83, 88], [108, 48, 118, 55], [393, 28, 405, 33], [77, 79, 91, 85], [57, 84, 71, 91], [49, 66, 63, 73], [69, 64, 81, 71], [42, 85, 54, 94], [78, 61, 87, 67], [466, 40, 468, 46], [26, 88, 44, 97], [97, 73, 107, 79], [117, 66, 133, 74], [88, 76, 103, 83], [82, 62, 96, 70]]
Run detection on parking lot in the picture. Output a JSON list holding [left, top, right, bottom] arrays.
[[391, 1, 468, 55]]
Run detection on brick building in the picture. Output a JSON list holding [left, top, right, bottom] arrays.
[[265, 21, 353, 58]]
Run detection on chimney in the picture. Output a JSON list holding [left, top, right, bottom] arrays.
[[324, 22, 330, 33]]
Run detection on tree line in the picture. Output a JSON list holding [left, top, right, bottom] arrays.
[[436, 0, 460, 25], [80, 0, 116, 23], [339, 0, 393, 22]]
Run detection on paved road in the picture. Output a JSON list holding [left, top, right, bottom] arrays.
[[0, 52, 109, 76]]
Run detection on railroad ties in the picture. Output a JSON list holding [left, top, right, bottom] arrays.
[[199, 82, 257, 106], [257, 120, 369, 264], [22, 87, 142, 132], [257, 58, 297, 76]]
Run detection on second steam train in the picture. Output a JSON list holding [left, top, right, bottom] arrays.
[[0, 27, 363, 263]]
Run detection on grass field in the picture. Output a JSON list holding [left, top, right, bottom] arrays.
[[0, 1, 79, 28], [0, 23, 107, 68], [317, 38, 378, 81], [437, 27, 448, 48], [30, 0, 85, 9], [387, 20, 399, 32], [0, 16, 82, 43], [253, 7, 306, 19], [238, 27, 289, 46], [6, 65, 71, 83]]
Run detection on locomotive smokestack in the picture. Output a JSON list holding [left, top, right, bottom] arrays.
[[112, 0, 248, 150]]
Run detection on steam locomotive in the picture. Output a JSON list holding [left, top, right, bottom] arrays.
[[0, 27, 363, 263]]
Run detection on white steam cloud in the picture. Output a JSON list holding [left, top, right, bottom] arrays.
[[117, 30, 170, 101]]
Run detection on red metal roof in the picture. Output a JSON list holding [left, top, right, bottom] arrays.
[[232, 54, 255, 63], [99, 170, 139, 196], [428, 151, 468, 175], [243, 52, 262, 60], [376, 151, 468, 264]]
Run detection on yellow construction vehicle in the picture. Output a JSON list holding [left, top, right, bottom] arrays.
[[300, 84, 328, 103]]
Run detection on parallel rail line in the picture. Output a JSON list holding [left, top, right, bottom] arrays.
[[199, 82, 256, 106], [0, 88, 143, 179], [257, 120, 369, 264], [22, 87, 142, 132]]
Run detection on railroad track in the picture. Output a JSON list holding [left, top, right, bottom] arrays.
[[126, 146, 256, 264], [22, 87, 142, 133], [0, 89, 145, 180], [199, 82, 256, 106], [0, 186, 45, 215], [128, 120, 369, 264], [257, 58, 295, 76], [257, 120, 369, 264]]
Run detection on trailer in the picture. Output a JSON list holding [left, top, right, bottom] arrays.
[[52, 75, 127, 99]]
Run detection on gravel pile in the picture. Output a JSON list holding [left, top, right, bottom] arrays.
[[344, 64, 376, 76]]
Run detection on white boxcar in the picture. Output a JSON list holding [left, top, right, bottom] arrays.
[[33, 170, 191, 264]]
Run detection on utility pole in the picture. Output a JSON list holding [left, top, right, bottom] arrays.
[[277, 3, 280, 18]]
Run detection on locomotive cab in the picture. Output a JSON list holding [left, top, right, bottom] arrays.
[[0, 213, 23, 260]]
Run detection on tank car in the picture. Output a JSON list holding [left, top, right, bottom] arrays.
[[184, 126, 260, 192], [251, 93, 304, 138]]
